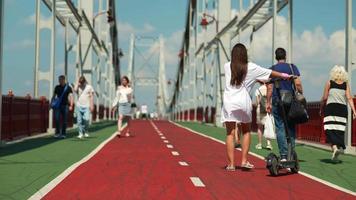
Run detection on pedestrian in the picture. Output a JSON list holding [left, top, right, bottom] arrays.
[[73, 76, 95, 139], [141, 104, 148, 120], [52, 75, 74, 138], [255, 81, 273, 150], [112, 76, 133, 137], [222, 43, 291, 171], [320, 65, 356, 161], [266, 47, 303, 162]]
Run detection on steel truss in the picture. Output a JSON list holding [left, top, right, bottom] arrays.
[[32, 0, 117, 131], [171, 0, 354, 152], [127, 34, 170, 118]]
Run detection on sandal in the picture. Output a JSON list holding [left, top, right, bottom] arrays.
[[225, 165, 236, 171], [116, 131, 121, 138], [241, 161, 254, 170]]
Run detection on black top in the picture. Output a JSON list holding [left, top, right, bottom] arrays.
[[54, 84, 73, 106]]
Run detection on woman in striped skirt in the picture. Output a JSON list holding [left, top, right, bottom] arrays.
[[112, 76, 133, 137], [320, 65, 356, 160]]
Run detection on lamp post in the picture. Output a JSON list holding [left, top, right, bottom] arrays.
[[200, 12, 218, 124], [0, 0, 4, 142]]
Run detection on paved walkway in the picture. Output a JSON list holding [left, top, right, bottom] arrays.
[[44, 120, 355, 199]]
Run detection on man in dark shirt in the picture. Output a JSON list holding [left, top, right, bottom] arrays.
[[266, 48, 303, 161], [52, 75, 74, 138]]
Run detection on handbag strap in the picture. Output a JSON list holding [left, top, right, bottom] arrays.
[[288, 64, 299, 95], [58, 84, 69, 101]]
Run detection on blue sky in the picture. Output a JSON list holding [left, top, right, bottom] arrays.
[[1, 0, 356, 112]]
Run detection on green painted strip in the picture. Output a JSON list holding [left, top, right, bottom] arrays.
[[0, 121, 117, 200], [177, 121, 356, 192]]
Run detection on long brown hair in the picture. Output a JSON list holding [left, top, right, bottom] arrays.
[[230, 43, 248, 86]]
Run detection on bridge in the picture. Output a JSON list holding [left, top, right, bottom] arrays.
[[0, 0, 356, 199]]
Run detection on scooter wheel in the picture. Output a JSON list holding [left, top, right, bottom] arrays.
[[266, 153, 279, 176], [290, 150, 299, 173]]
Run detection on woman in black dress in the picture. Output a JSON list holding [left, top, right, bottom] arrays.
[[320, 65, 356, 161]]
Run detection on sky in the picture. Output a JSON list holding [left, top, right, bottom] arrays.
[[1, 0, 356, 112]]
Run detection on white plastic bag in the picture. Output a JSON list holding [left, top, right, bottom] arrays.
[[264, 113, 276, 139]]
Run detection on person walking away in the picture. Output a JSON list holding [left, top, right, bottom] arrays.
[[320, 65, 356, 161], [266, 47, 303, 162], [112, 76, 133, 137], [222, 43, 291, 171], [52, 75, 74, 138], [74, 76, 95, 139], [255, 81, 273, 150]]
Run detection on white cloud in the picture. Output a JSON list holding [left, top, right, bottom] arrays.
[[118, 21, 156, 40], [4, 39, 35, 50], [23, 13, 52, 27], [230, 15, 356, 100]]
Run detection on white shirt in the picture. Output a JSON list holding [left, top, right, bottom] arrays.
[[221, 62, 271, 123], [76, 84, 95, 107], [116, 86, 133, 104], [141, 105, 148, 114]]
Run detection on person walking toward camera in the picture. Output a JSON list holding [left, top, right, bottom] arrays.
[[320, 65, 356, 161], [52, 75, 74, 138], [74, 76, 95, 139], [222, 43, 291, 171], [112, 76, 133, 137], [266, 48, 303, 162]]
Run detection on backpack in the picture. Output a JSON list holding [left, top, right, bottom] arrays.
[[257, 89, 267, 114]]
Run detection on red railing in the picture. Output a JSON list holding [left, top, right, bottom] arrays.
[[1, 96, 111, 141], [1, 96, 48, 140], [352, 99, 356, 146], [175, 98, 356, 147], [296, 102, 326, 143]]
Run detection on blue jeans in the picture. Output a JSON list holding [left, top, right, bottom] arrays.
[[54, 105, 69, 136], [272, 99, 296, 158], [76, 106, 90, 135]]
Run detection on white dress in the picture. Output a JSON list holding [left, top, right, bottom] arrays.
[[221, 62, 272, 123]]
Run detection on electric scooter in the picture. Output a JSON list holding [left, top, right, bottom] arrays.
[[265, 78, 299, 176]]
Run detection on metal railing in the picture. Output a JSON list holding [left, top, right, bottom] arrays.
[[1, 95, 111, 141], [176, 98, 356, 147]]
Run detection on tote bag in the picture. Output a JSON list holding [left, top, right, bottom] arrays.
[[264, 113, 276, 139]]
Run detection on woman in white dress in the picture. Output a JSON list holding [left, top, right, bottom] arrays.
[[112, 76, 133, 137], [222, 43, 291, 171]]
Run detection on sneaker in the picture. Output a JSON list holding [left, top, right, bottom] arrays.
[[266, 144, 273, 150], [332, 148, 341, 160], [54, 134, 60, 138], [234, 143, 241, 148], [84, 133, 90, 138], [60, 134, 66, 139], [280, 158, 287, 162], [255, 143, 262, 150], [77, 134, 83, 139]]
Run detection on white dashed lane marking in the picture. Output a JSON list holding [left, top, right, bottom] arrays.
[[179, 161, 189, 166], [190, 177, 205, 187]]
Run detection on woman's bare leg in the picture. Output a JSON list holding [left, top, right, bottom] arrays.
[[117, 115, 123, 135], [225, 122, 237, 167], [125, 116, 131, 136], [240, 123, 251, 165], [257, 124, 263, 145]]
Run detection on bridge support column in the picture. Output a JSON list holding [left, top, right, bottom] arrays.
[[345, 0, 355, 153], [215, 0, 231, 127], [0, 0, 4, 141]]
